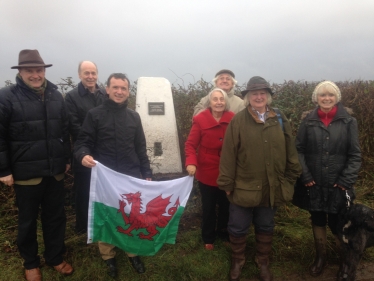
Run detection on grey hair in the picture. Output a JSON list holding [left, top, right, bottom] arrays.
[[203, 88, 230, 111], [212, 74, 238, 88], [243, 91, 272, 107], [312, 80, 341, 104], [78, 61, 98, 73]]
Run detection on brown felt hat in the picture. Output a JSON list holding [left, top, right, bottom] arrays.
[[11, 49, 52, 69], [215, 69, 235, 78], [241, 76, 273, 97]]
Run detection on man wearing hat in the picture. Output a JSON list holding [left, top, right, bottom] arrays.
[[0, 50, 73, 280], [65, 61, 107, 234], [217, 76, 301, 281], [193, 69, 245, 116]]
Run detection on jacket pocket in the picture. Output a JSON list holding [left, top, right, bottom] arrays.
[[232, 180, 263, 207], [277, 177, 294, 203]]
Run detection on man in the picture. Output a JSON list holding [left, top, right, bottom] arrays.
[[65, 61, 107, 234], [74, 73, 152, 278], [0, 49, 73, 281], [193, 69, 245, 116]]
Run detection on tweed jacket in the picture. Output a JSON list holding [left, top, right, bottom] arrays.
[[217, 107, 301, 207]]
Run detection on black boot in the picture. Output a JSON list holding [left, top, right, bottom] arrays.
[[105, 258, 117, 278], [129, 256, 145, 274], [309, 225, 327, 277]]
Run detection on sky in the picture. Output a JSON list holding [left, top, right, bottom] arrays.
[[1, 0, 373, 88]]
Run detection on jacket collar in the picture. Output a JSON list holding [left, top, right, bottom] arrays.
[[247, 106, 277, 124], [196, 108, 233, 129], [305, 102, 352, 123], [78, 82, 99, 96], [16, 75, 57, 95], [104, 98, 128, 111]]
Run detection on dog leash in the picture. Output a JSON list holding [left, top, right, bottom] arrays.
[[345, 190, 351, 209]]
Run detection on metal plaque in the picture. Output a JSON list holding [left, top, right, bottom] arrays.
[[148, 102, 165, 115]]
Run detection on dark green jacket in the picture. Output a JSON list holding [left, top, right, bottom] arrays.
[[217, 107, 301, 207]]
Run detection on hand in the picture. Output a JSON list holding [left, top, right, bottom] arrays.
[[334, 183, 346, 190], [145, 178, 152, 181], [225, 191, 231, 196], [186, 165, 196, 176], [82, 155, 96, 168], [305, 180, 315, 187], [65, 164, 71, 173], [0, 174, 14, 186]]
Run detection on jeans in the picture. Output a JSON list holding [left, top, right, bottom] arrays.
[[228, 204, 277, 237]]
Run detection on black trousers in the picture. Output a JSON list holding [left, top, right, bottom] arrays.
[[14, 177, 66, 269], [310, 211, 339, 234], [74, 171, 91, 233], [199, 182, 230, 244]]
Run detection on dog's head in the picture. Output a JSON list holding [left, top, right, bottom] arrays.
[[343, 203, 374, 231]]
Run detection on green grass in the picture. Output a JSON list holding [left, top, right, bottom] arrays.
[[1, 178, 374, 280]]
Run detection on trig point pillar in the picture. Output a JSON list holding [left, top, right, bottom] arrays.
[[135, 77, 182, 174]]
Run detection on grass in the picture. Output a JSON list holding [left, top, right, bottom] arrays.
[[1, 173, 374, 280]]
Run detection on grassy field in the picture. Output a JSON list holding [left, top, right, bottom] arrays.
[[1, 173, 373, 281]]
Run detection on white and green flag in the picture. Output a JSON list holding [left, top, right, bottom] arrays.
[[87, 162, 194, 256]]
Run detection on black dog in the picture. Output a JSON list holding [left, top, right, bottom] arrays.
[[336, 203, 374, 281]]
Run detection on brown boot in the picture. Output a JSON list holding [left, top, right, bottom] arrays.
[[309, 225, 327, 277], [255, 233, 273, 281], [25, 268, 42, 281], [229, 235, 247, 281]]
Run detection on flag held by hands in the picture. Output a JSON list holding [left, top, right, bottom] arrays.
[[87, 162, 194, 256]]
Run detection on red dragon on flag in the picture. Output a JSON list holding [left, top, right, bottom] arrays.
[[117, 192, 180, 240]]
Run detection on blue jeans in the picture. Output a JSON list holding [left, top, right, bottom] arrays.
[[228, 203, 277, 237]]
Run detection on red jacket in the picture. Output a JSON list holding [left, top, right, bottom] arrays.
[[185, 109, 234, 186]]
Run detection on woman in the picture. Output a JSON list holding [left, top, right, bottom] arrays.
[[217, 76, 301, 281], [185, 88, 235, 250], [293, 81, 361, 278]]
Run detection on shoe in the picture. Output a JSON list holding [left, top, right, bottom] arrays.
[[25, 268, 41, 281], [53, 261, 73, 275], [105, 258, 117, 278], [204, 244, 214, 250], [129, 256, 145, 274]]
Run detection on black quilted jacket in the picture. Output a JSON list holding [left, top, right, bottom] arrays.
[[294, 102, 361, 213], [0, 76, 70, 180]]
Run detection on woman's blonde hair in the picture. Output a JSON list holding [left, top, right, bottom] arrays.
[[312, 81, 341, 104], [243, 91, 272, 107]]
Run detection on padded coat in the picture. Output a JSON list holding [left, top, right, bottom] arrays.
[[0, 76, 70, 180], [294, 103, 361, 213]]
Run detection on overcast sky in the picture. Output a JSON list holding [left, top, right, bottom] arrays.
[[1, 0, 373, 88]]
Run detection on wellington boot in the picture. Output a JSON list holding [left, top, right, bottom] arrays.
[[255, 233, 273, 281], [229, 235, 247, 281], [309, 225, 327, 277]]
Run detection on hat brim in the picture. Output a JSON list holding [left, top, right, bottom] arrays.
[[241, 88, 273, 97], [11, 63, 52, 69]]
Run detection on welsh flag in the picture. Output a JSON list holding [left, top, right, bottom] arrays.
[[87, 162, 194, 256]]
